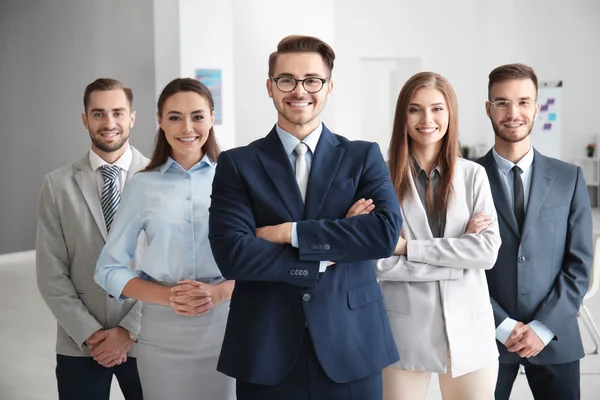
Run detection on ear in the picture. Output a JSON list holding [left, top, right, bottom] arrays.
[[327, 79, 334, 94], [81, 113, 89, 129], [485, 101, 492, 119], [266, 78, 274, 99], [129, 110, 136, 128], [210, 110, 216, 127], [157, 111, 163, 130]]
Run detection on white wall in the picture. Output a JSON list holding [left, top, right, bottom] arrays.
[[333, 0, 600, 163], [153, 0, 236, 150], [232, 0, 335, 146]]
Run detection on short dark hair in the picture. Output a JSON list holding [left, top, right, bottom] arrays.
[[488, 63, 538, 99], [83, 78, 133, 113], [268, 35, 335, 77]]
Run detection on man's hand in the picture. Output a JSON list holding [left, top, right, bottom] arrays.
[[345, 199, 374, 218], [504, 321, 529, 348], [466, 212, 493, 234], [256, 222, 293, 244], [507, 326, 545, 358], [87, 327, 134, 368]]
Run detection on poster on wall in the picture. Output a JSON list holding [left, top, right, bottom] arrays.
[[530, 80, 562, 160], [195, 69, 222, 125]]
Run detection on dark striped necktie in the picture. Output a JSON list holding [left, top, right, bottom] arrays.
[[100, 165, 121, 232]]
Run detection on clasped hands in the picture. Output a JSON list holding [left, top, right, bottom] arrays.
[[167, 280, 229, 317], [504, 322, 545, 358]]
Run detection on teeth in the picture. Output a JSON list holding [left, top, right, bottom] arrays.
[[103, 133, 117, 137], [179, 137, 197, 142], [418, 128, 437, 133], [289, 102, 309, 107], [504, 123, 523, 128]]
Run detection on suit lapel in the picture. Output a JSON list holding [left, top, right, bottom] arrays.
[[521, 150, 554, 240], [257, 128, 304, 222], [74, 154, 108, 241], [480, 150, 520, 237], [128, 147, 149, 177], [304, 126, 345, 220], [401, 170, 434, 240]]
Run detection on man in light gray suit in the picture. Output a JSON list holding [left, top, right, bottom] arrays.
[[36, 78, 148, 400], [477, 64, 592, 400]]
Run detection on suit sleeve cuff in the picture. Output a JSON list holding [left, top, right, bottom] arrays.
[[496, 317, 518, 345], [528, 320, 555, 346], [291, 222, 299, 248]]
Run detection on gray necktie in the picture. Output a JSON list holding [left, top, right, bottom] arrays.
[[295, 142, 309, 202], [100, 165, 121, 232]]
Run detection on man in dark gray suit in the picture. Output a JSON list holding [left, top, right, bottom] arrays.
[[36, 78, 147, 400], [477, 63, 592, 399]]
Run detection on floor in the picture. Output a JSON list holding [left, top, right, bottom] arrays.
[[1, 250, 600, 400]]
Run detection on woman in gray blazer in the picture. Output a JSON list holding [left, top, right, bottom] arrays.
[[376, 72, 501, 400]]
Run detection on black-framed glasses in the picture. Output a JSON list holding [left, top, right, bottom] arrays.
[[270, 76, 330, 93], [487, 99, 538, 109]]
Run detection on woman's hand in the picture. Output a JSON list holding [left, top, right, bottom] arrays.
[[465, 212, 493, 234]]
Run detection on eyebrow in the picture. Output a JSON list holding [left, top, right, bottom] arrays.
[[409, 102, 445, 107], [493, 96, 533, 101], [167, 110, 206, 115], [276, 73, 325, 78], [90, 107, 127, 113]]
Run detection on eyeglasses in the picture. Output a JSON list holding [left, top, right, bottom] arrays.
[[270, 76, 330, 93], [487, 99, 537, 109]]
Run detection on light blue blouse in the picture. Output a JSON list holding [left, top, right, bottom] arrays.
[[94, 155, 222, 300]]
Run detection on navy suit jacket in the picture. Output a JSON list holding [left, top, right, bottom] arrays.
[[478, 149, 592, 365], [209, 125, 402, 385]]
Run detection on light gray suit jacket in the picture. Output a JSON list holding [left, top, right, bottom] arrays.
[[36, 147, 149, 356], [376, 158, 501, 377]]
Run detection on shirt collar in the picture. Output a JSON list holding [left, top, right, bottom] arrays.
[[276, 123, 323, 157], [159, 153, 216, 175], [88, 143, 132, 172], [411, 156, 441, 178], [492, 146, 534, 175]]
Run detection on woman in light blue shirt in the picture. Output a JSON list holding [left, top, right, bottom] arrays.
[[95, 78, 235, 400]]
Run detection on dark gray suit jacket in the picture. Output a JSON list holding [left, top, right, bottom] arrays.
[[478, 149, 592, 365]]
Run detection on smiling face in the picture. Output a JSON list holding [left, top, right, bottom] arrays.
[[82, 89, 134, 155], [266, 51, 333, 137], [486, 78, 539, 144], [406, 86, 449, 153], [158, 91, 215, 165]]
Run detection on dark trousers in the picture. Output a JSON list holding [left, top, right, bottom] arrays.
[[236, 330, 382, 400], [56, 354, 143, 400], [495, 359, 580, 400]]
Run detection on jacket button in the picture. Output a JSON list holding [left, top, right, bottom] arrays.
[[310, 245, 317, 251], [323, 244, 330, 250], [518, 256, 525, 263], [302, 270, 308, 276], [317, 245, 323, 250], [302, 293, 311, 302], [289, 270, 295, 276]]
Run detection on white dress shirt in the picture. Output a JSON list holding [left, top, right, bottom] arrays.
[[88, 144, 133, 195]]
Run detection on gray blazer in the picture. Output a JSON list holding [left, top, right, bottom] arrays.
[[36, 147, 149, 356], [478, 149, 593, 365], [376, 158, 501, 377]]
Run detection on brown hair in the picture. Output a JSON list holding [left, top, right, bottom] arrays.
[[388, 72, 460, 214], [488, 63, 538, 99], [268, 35, 335, 77], [83, 78, 133, 113], [142, 78, 220, 172]]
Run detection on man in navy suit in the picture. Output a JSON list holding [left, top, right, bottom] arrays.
[[477, 63, 593, 400], [208, 35, 402, 399]]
